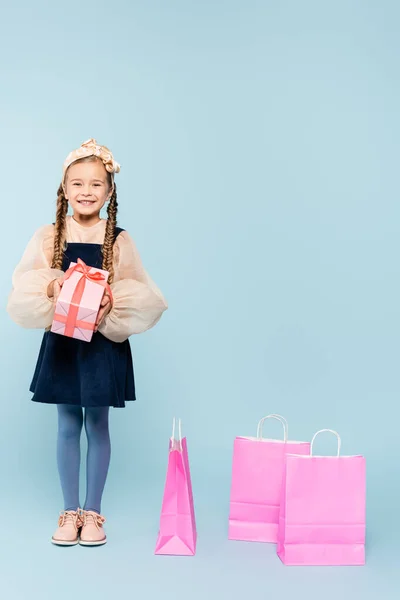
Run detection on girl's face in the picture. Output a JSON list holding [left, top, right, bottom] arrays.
[[64, 159, 112, 223]]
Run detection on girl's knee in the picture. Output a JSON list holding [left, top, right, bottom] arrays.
[[57, 406, 83, 439], [84, 408, 110, 437]]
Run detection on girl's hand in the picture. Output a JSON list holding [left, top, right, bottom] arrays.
[[47, 277, 64, 303], [95, 291, 112, 332]]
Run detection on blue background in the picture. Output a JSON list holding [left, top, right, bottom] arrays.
[[0, 0, 399, 598]]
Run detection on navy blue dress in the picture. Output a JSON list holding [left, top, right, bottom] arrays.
[[30, 228, 136, 408]]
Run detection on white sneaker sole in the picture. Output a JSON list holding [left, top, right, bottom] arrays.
[[51, 538, 79, 546], [79, 538, 107, 546]]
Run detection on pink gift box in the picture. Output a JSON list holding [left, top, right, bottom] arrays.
[[51, 260, 110, 343]]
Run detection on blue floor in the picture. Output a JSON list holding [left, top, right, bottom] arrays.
[[3, 480, 398, 600]]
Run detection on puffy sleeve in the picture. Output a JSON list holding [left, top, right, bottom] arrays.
[[6, 225, 64, 329], [98, 231, 168, 343]]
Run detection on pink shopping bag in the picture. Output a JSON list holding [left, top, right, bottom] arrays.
[[277, 429, 366, 566], [228, 414, 311, 543], [155, 418, 197, 556]]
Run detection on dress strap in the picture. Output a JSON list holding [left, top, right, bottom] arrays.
[[114, 226, 125, 241], [52, 223, 124, 247]]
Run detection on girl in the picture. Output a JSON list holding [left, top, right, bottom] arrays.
[[7, 138, 168, 546]]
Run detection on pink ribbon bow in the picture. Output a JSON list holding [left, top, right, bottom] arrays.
[[56, 259, 113, 338]]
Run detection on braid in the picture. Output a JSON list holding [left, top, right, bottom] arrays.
[[102, 184, 118, 283], [51, 183, 68, 269]]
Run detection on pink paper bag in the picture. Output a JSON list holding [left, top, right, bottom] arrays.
[[155, 418, 197, 556], [51, 259, 110, 343], [228, 415, 310, 543], [277, 429, 366, 566]]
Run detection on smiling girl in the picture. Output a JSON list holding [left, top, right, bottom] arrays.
[[7, 138, 167, 547]]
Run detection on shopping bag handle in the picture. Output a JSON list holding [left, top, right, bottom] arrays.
[[310, 429, 341, 457], [171, 417, 183, 450], [257, 414, 288, 442]]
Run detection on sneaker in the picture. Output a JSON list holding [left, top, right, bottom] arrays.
[[79, 510, 107, 546], [51, 509, 82, 546]]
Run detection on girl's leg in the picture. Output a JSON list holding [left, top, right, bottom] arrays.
[[56, 404, 83, 510], [83, 407, 111, 514]]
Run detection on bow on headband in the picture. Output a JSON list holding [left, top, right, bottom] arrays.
[[62, 138, 121, 185]]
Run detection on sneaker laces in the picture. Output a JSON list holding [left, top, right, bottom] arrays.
[[80, 510, 106, 530], [58, 510, 80, 529]]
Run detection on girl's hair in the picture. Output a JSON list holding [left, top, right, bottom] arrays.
[[51, 156, 118, 283]]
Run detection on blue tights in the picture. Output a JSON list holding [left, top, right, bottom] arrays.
[[56, 405, 111, 514]]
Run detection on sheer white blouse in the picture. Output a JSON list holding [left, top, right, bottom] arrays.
[[7, 216, 168, 343]]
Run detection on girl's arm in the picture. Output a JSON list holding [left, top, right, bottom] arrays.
[[6, 225, 64, 329], [97, 231, 168, 343]]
